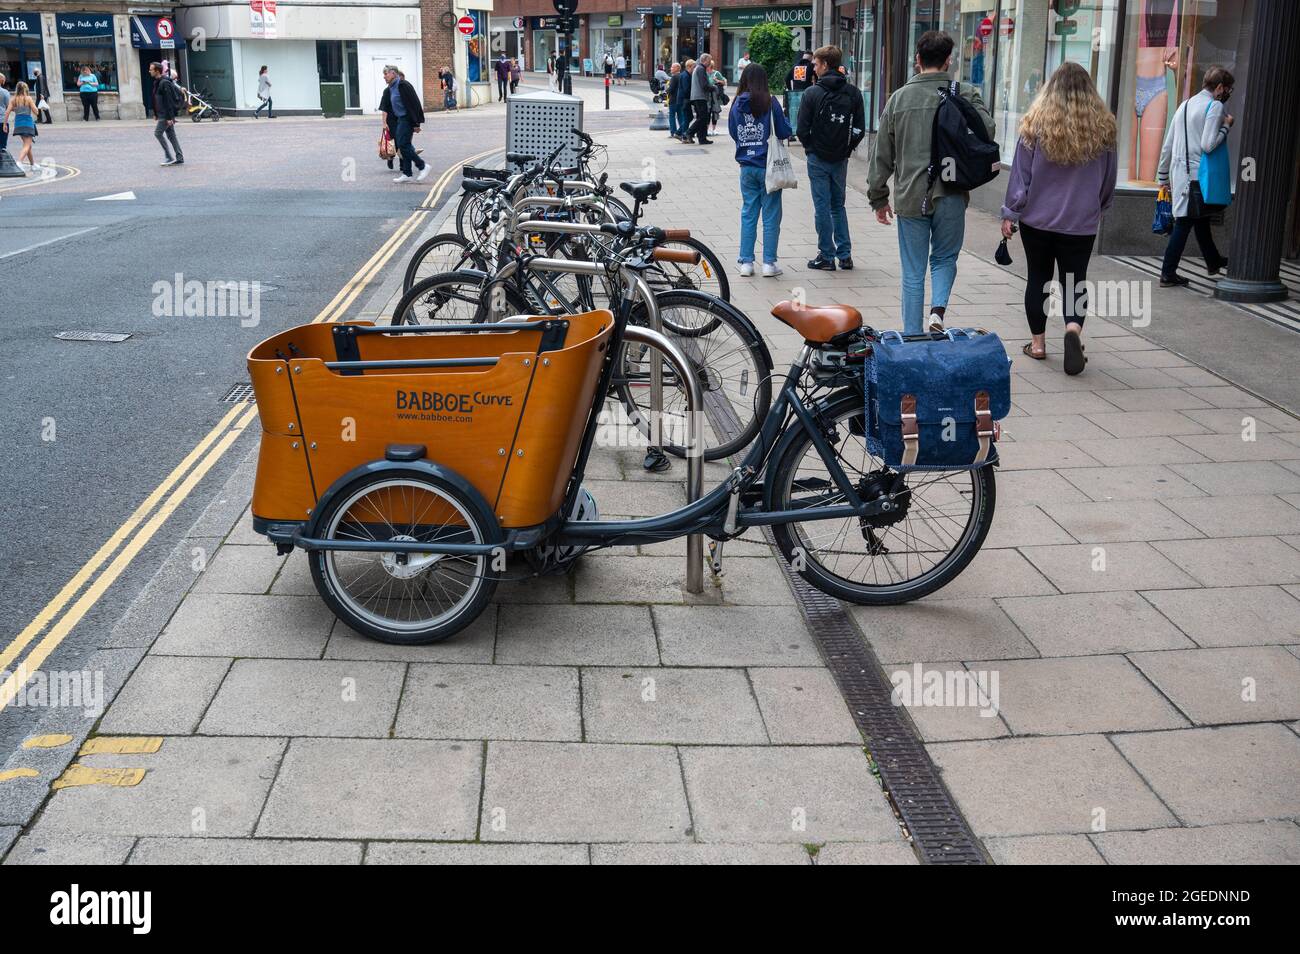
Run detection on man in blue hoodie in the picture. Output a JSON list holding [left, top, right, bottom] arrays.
[[729, 67, 793, 277]]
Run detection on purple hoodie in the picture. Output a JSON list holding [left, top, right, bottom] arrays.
[[1000, 137, 1118, 235]]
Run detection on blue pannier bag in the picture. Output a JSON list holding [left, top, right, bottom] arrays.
[[864, 329, 1012, 470]]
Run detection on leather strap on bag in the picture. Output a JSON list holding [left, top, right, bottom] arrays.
[[974, 390, 993, 465], [900, 394, 919, 466]]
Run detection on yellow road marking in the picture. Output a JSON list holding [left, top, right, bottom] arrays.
[[0, 402, 247, 678], [52, 765, 146, 789], [0, 147, 499, 715], [0, 163, 80, 193], [21, 734, 73, 749], [0, 768, 39, 782], [79, 736, 163, 756]]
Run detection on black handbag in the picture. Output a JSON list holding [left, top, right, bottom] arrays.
[[995, 236, 1013, 265]]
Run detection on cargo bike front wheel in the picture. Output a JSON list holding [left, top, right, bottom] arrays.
[[308, 469, 502, 644]]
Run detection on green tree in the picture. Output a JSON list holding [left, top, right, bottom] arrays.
[[747, 22, 796, 93]]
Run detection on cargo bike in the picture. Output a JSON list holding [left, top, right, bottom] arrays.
[[249, 219, 1010, 645]]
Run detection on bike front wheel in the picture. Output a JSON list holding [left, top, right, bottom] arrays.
[[403, 233, 491, 292], [766, 390, 996, 604]]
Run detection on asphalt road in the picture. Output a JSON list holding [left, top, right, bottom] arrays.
[[0, 100, 648, 756]]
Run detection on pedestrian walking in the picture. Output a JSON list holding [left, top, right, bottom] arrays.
[[672, 61, 692, 141], [77, 65, 101, 121], [3, 80, 37, 169], [0, 73, 10, 155], [254, 65, 274, 118], [735, 51, 751, 84], [509, 58, 521, 94], [729, 63, 793, 277], [439, 66, 457, 110], [547, 51, 558, 92], [148, 63, 184, 166], [867, 31, 995, 333], [797, 45, 865, 271], [687, 54, 715, 145], [708, 63, 727, 136], [603, 51, 614, 83], [378, 64, 429, 183], [495, 53, 510, 102], [615, 52, 627, 85], [32, 68, 52, 124], [1156, 66, 1234, 287], [1001, 62, 1117, 375]]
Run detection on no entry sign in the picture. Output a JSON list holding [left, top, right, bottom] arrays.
[[456, 15, 476, 36], [978, 16, 993, 38]]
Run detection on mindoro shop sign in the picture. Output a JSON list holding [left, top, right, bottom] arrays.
[[719, 6, 813, 29]]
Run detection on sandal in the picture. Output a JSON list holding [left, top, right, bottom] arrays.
[[1022, 342, 1047, 360], [1063, 330, 1087, 376]]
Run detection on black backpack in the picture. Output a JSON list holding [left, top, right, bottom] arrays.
[[921, 81, 999, 213], [809, 82, 859, 162]]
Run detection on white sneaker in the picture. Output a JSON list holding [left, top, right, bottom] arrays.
[[160, 158, 175, 166], [393, 174, 414, 183], [415, 165, 432, 182], [927, 311, 945, 333], [762, 262, 783, 278], [738, 262, 754, 277]]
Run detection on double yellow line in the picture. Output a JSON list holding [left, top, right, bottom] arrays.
[[0, 147, 500, 714]]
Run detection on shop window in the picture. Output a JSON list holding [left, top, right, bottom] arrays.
[[0, 13, 44, 89], [58, 13, 118, 92], [1117, 0, 1250, 189]]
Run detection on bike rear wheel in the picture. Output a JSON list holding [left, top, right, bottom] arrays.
[[403, 233, 491, 292], [766, 391, 995, 604], [391, 270, 527, 325]]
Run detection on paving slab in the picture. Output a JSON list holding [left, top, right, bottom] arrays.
[[812, 841, 920, 864], [904, 547, 1057, 600], [153, 593, 333, 658], [1163, 493, 1300, 537], [981, 505, 1077, 548], [1174, 433, 1300, 463], [1066, 436, 1209, 467], [1020, 542, 1198, 592], [3, 831, 137, 866], [366, 842, 588, 864], [1151, 536, 1300, 587], [480, 742, 691, 843], [1169, 461, 1300, 496], [324, 610, 497, 662], [747, 667, 862, 744], [853, 599, 1039, 664], [495, 604, 658, 665], [989, 469, 1091, 507], [654, 605, 823, 667], [97, 656, 232, 735], [885, 662, 1011, 742], [1112, 724, 1300, 825], [975, 655, 1187, 735], [199, 659, 406, 738], [1058, 465, 1207, 502], [396, 664, 580, 741], [1084, 410, 1211, 439], [1139, 586, 1300, 646], [33, 736, 285, 838], [129, 837, 363, 865], [1128, 647, 1300, 725], [572, 555, 710, 604], [1039, 499, 1201, 543], [928, 735, 1176, 836], [996, 591, 1192, 656], [257, 738, 482, 840], [591, 843, 812, 864], [191, 544, 286, 595], [679, 746, 902, 843], [1091, 820, 1300, 865], [983, 834, 1106, 865], [581, 667, 767, 744]]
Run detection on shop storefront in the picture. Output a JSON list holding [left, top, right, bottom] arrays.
[[529, 15, 578, 74], [648, 9, 704, 71], [58, 12, 118, 93], [719, 5, 812, 80], [589, 12, 637, 75], [491, 15, 526, 68], [0, 11, 45, 89]]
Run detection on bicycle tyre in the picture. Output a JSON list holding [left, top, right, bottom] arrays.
[[403, 233, 491, 292]]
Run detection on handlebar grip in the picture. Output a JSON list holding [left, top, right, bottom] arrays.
[[662, 229, 691, 240], [652, 248, 702, 265]]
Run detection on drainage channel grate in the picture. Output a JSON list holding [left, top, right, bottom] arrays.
[[220, 383, 254, 403], [696, 371, 987, 865], [54, 331, 132, 343]]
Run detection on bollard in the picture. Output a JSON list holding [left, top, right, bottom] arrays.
[[0, 149, 26, 178], [604, 74, 610, 110], [648, 109, 669, 130]]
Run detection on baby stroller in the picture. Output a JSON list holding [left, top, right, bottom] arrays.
[[185, 86, 221, 122]]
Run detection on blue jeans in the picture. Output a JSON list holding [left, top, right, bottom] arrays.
[[668, 102, 685, 136], [738, 165, 782, 265], [896, 196, 966, 335], [394, 118, 425, 177], [806, 154, 850, 261]]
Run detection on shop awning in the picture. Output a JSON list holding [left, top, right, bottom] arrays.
[[130, 15, 186, 50]]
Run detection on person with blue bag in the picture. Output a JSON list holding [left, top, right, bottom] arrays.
[[1156, 66, 1234, 287], [1000, 62, 1117, 376]]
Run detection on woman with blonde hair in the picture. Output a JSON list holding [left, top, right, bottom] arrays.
[[4, 81, 38, 169], [1001, 61, 1117, 375]]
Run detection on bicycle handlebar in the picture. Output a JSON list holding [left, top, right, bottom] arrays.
[[652, 247, 702, 265]]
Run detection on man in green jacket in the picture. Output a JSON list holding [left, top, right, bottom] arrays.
[[867, 31, 995, 334]]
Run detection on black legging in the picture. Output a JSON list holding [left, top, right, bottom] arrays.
[[1020, 223, 1096, 335]]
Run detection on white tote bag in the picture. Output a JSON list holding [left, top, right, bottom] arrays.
[[765, 107, 797, 193]]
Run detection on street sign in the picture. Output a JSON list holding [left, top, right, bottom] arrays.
[[1000, 16, 1015, 36], [978, 16, 993, 38], [456, 14, 475, 36], [1054, 17, 1078, 35], [635, 6, 653, 14], [552, 0, 579, 15], [157, 15, 175, 49], [512, 16, 525, 29]]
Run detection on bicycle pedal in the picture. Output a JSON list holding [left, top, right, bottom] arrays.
[[707, 540, 724, 577]]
